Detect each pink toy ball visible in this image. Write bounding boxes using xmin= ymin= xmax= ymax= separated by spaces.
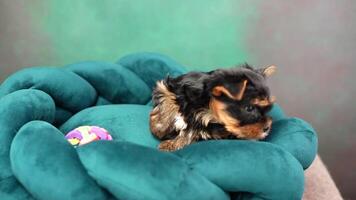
xmin=65 ymin=126 xmax=113 ymax=147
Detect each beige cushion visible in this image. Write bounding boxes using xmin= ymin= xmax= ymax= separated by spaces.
xmin=303 ymin=155 xmax=343 ymax=200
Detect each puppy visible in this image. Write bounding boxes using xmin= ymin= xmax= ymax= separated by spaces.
xmin=150 ymin=64 xmax=276 ymax=151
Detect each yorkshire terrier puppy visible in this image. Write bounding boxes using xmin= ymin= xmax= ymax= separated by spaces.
xmin=150 ymin=64 xmax=276 ymax=151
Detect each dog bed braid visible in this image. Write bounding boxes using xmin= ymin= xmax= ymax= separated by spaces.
xmin=0 ymin=52 xmax=317 ymax=200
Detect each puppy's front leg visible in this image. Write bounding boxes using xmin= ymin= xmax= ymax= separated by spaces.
xmin=158 ymin=132 xmax=196 ymax=152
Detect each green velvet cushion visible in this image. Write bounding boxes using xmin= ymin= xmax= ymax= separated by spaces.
xmin=0 ymin=52 xmax=317 ymax=200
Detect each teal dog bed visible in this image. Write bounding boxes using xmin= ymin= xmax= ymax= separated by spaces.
xmin=0 ymin=53 xmax=317 ymax=200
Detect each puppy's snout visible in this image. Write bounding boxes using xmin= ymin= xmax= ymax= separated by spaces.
xmin=263 ymin=126 xmax=270 ymax=133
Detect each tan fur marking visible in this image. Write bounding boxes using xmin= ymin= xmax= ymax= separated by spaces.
xmin=252 ymin=98 xmax=270 ymax=107
xmin=212 ymin=86 xmax=235 ymax=99
xmin=236 ymin=123 xmax=266 ymax=139
xmin=235 ymin=80 xmax=248 ymax=100
xmin=263 ymin=65 xmax=277 ymax=77
xmin=212 ymin=80 xmax=248 ymax=101
xmin=236 ymin=117 xmax=272 ymax=139
xmin=252 ymin=96 xmax=276 ymax=107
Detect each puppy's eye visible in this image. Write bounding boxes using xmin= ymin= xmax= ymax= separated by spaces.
xmin=244 ymin=105 xmax=255 ymax=112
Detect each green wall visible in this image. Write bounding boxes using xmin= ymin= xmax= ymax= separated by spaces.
xmin=27 ymin=0 xmax=258 ymax=69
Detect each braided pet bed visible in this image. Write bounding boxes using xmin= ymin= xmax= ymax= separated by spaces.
xmin=0 ymin=52 xmax=317 ymax=200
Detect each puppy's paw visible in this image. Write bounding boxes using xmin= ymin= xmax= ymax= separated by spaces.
xmin=158 ymin=140 xmax=179 ymax=152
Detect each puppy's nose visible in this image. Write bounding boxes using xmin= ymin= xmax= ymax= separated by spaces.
xmin=263 ymin=126 xmax=270 ymax=132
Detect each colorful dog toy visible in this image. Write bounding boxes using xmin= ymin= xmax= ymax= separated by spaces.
xmin=65 ymin=126 xmax=113 ymax=147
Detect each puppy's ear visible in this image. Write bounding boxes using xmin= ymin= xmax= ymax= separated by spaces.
xmin=235 ymin=79 xmax=248 ymax=100
xmin=212 ymin=80 xmax=248 ymax=101
xmin=260 ymin=65 xmax=277 ymax=77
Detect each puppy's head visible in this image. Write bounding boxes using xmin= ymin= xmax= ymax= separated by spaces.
xmin=208 ymin=64 xmax=276 ymax=140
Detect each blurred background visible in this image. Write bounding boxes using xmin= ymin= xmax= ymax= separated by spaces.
xmin=0 ymin=0 xmax=355 ymax=198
